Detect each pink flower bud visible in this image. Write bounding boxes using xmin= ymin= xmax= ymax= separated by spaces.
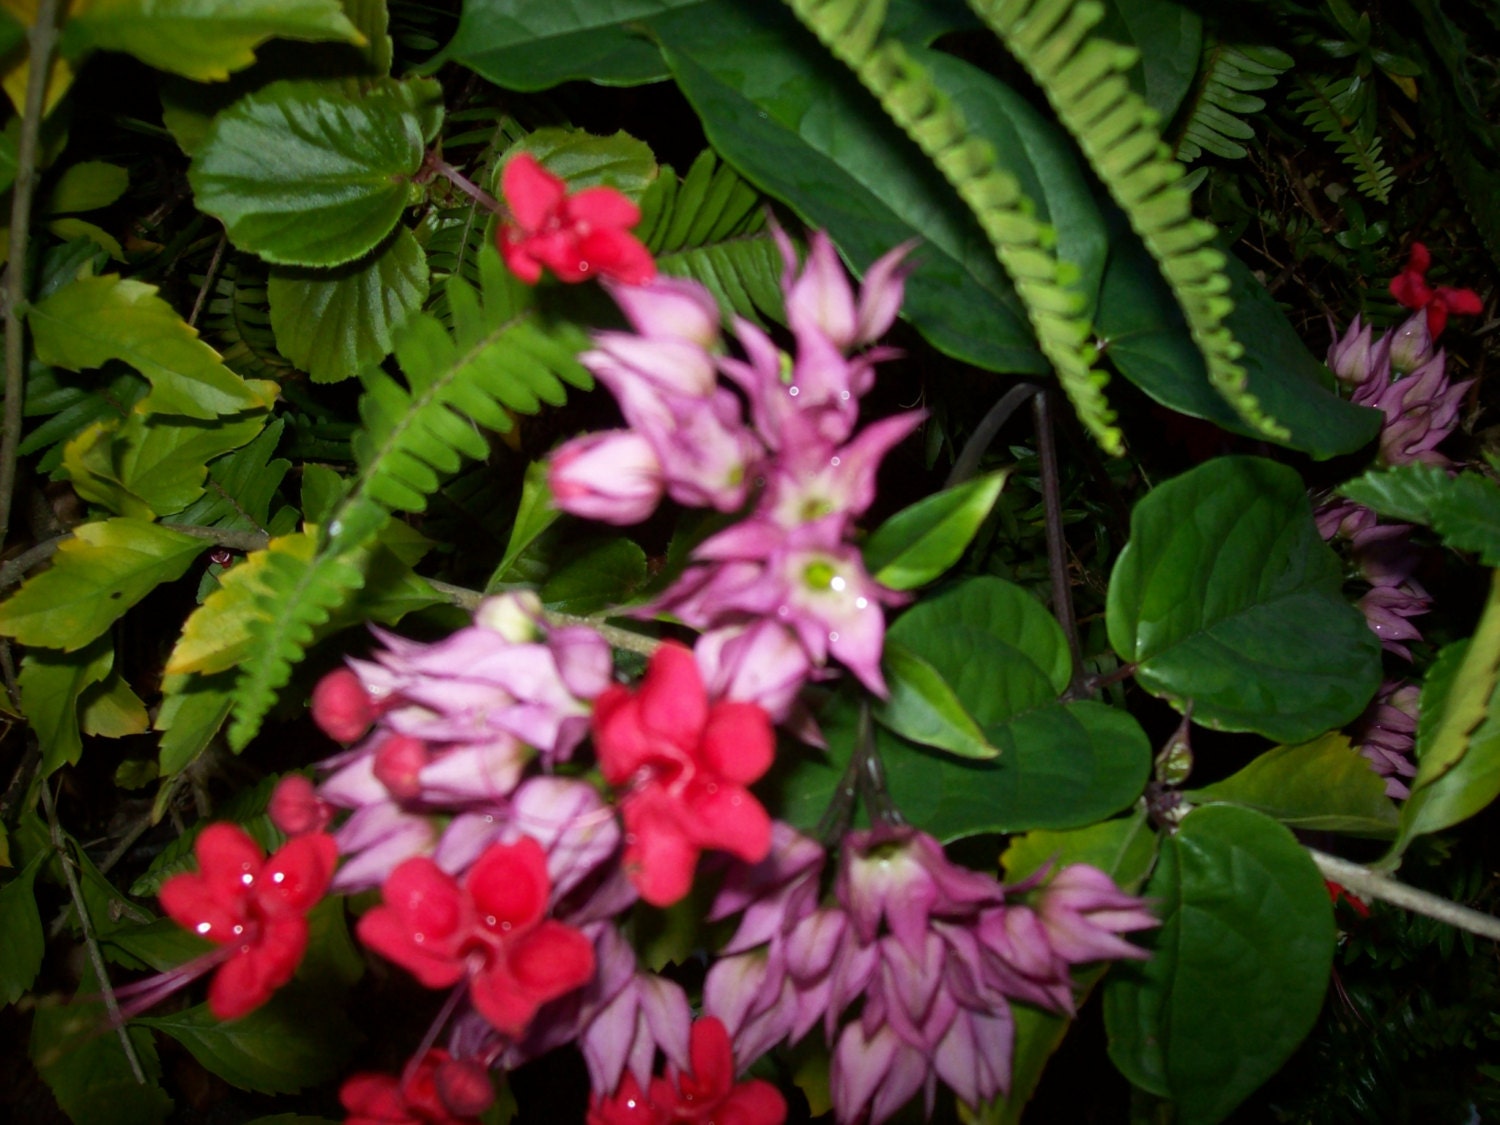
xmin=310 ymin=667 xmax=375 ymax=743
xmin=549 ymin=431 xmax=664 ymax=525
xmin=373 ymin=734 xmax=430 ymax=801
xmin=268 ymin=775 xmax=333 ymax=836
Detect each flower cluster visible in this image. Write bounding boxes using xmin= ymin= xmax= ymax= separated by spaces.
xmin=1321 ymin=243 xmax=1482 ymax=795
xmin=548 ymin=230 xmax=921 ymax=717
xmin=702 ymin=826 xmax=1155 ymax=1124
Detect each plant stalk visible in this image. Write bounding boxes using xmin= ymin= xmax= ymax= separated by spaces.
xmin=1308 ymin=847 xmax=1500 ymax=942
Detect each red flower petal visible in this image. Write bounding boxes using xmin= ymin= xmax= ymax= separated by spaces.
xmin=507 ymin=919 xmax=595 ymax=998
xmin=569 ymin=187 xmax=642 ymax=230
xmin=341 ymin=1073 xmax=413 ymax=1125
xmin=1438 ymin=285 xmax=1484 ymax=316
xmin=195 ymin=822 xmax=263 ymax=902
xmin=466 ymin=836 xmax=550 ymax=934
xmin=576 ymin=227 xmax=656 ymax=286
xmin=498 ymin=227 xmax=544 ymax=285
xmin=681 ymin=1016 xmax=735 ymax=1103
xmin=588 ymin=1072 xmax=666 ymax=1125
xmin=311 ymin=667 xmax=375 ymax=743
xmin=638 ymin=643 xmax=707 ymax=746
xmin=502 ymin=154 xmax=568 ymax=232
xmin=357 ymin=858 xmax=470 ymax=987
xmin=257 ymin=832 xmax=338 ymax=915
xmin=698 ymin=701 xmax=774 ymax=785
xmin=159 ymin=871 xmax=244 ymax=945
xmin=622 ymin=793 xmax=699 ymax=907
xmin=715 ymin=1080 xmax=788 ymax=1125
xmin=685 ymin=781 xmax=771 ymax=866
xmin=1390 ymin=269 xmax=1432 ymax=310
xmin=207 ymin=916 xmax=308 ymax=1020
xmin=1406 ymin=242 xmax=1431 ymax=274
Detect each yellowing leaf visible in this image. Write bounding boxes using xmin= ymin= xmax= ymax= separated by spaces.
xmin=66 ymin=0 xmax=364 ymax=83
xmin=166 ymin=531 xmax=316 ymax=676
xmin=1 ymin=0 xmax=73 ymax=116
xmin=45 ymin=160 xmax=129 ymax=213
xmin=0 ymin=519 xmax=203 ymax=650
xmin=81 ymin=671 xmax=149 ymax=737
xmin=29 ymin=274 xmax=277 ymax=418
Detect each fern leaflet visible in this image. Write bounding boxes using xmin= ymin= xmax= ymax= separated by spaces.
xmin=782 ymin=0 xmax=1124 ymax=455
xmin=968 ymin=0 xmax=1288 ymax=442
xmin=1175 ymin=40 xmax=1293 ymax=162
xmin=1291 ymin=72 xmax=1397 ymax=204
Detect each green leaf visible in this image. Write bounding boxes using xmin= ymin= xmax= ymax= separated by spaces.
xmin=1386 ymin=571 xmax=1500 ymax=861
xmin=1107 ymin=456 xmax=1382 ymax=742
xmin=488 ymin=458 xmax=561 ymax=590
xmin=63 ymin=411 xmax=268 ymax=519
xmin=1095 ymin=0 xmax=1204 ymax=122
xmin=780 ymin=578 xmax=1149 ymax=839
xmin=1098 ymin=238 xmax=1381 ymax=460
xmin=131 ymin=774 xmax=282 ymax=897
xmin=541 ymin=537 xmax=648 ymax=615
xmin=1104 ymin=806 xmax=1334 ymax=1124
xmin=268 ymin=226 xmax=429 ymax=383
xmin=1186 ymin=733 xmax=1400 ymax=837
xmin=0 ymin=853 xmax=47 ymax=1006
xmin=65 ymin=0 xmax=363 ymax=82
xmin=29 ymin=274 xmax=278 ymax=419
xmin=877 ymin=639 xmax=997 ymax=760
xmin=189 ymin=78 xmax=441 ymax=266
xmin=30 ymin=966 xmax=173 ymax=1125
xmin=45 ymin=160 xmax=130 ymax=214
xmin=155 ymin=671 xmax=236 ymax=776
xmin=437 ymin=0 xmax=703 ymax=90
xmin=1000 ymin=810 xmax=1157 ymax=888
xmin=0 ymin=519 xmax=203 ymax=650
xmin=1342 ymin=464 xmax=1500 ymax=564
xmin=137 ymin=991 xmax=359 ymax=1095
xmin=506 ymin=126 xmax=660 ymax=199
xmin=864 ymin=469 xmax=1009 ymax=590
xmin=171 ymin=417 xmax=292 ymax=532
xmin=19 ymin=637 xmax=114 ymax=775
xmin=80 ymin=671 xmax=150 ymax=737
xmin=654 ymin=0 xmax=1044 ymax=374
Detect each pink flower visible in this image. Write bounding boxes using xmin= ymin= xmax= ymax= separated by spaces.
xmin=356 ymin=837 xmax=596 ymax=1038
xmin=587 ymin=1017 xmax=786 ymax=1125
xmin=1035 ymin=865 xmax=1157 ymax=964
xmin=340 ymin=1049 xmax=490 ymax=1125
xmin=592 ymin=642 xmax=775 ymax=906
xmin=158 ymin=823 xmax=338 ymax=1020
xmin=498 ymin=153 xmax=654 ymax=286
xmin=1390 ymin=242 xmax=1484 ymax=338
xmin=550 ymin=431 xmax=665 ymax=525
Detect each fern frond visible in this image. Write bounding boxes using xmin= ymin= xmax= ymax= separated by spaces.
xmin=637 ymin=149 xmax=785 ymax=324
xmin=1291 ymin=73 xmax=1397 ymax=204
xmin=968 ymin=0 xmax=1288 ymax=442
xmin=220 ymin=243 xmax=592 ymax=749
xmin=200 ymin=259 xmax=298 ymax=383
xmin=782 ymin=0 xmax=1124 ymax=455
xmin=1175 ymin=40 xmax=1293 ymax=162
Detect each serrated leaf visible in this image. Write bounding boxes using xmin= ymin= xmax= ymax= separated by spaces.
xmin=1345 ymin=465 xmax=1500 ymax=565
xmin=0 ymin=852 xmax=46 ymax=1005
xmin=171 ymin=417 xmax=291 ymax=532
xmin=505 ymin=126 xmax=659 ymax=199
xmin=45 ymin=160 xmax=129 ymax=214
xmin=18 ymin=638 xmax=114 ymax=774
xmin=1339 ymin=460 xmax=1451 ymax=524
xmin=1186 ymin=733 xmax=1399 ymax=837
xmin=166 ymin=531 xmax=316 ymax=676
xmin=268 ymin=226 xmax=429 ymax=383
xmin=1104 ymin=806 xmax=1334 ymax=1124
xmin=138 ymin=992 xmax=359 ymax=1094
xmin=0 ymin=519 xmax=203 ymax=650
xmin=1107 ymin=456 xmax=1382 ymax=741
xmin=876 ymin=639 xmax=997 ymax=760
xmin=65 ymin=0 xmax=363 ymax=82
xmin=189 ymin=78 xmax=441 ymax=266
xmin=29 ymin=275 xmax=277 ymax=418
xmin=63 ymin=411 xmax=269 ymax=519
xmin=864 ymin=469 xmax=1009 ymax=590
xmin=30 ymin=966 xmax=173 ymax=1125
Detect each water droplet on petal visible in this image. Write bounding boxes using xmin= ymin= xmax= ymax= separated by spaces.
xmin=788 ymin=385 xmax=799 ymax=397
xmin=829 ymin=456 xmax=841 ymax=467
xmin=829 ymin=631 xmax=840 ymax=643
xmin=196 ymin=922 xmax=212 ymax=935
xmin=855 ymin=597 xmax=868 ymax=609
xmin=413 ymin=932 xmax=426 ymax=944
xmin=777 ymin=605 xmax=790 ymax=618
xmin=830 ymin=576 xmax=846 ymax=592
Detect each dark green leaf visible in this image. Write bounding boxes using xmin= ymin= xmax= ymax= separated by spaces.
xmin=1338 ymin=461 xmax=1450 ymax=524
xmin=506 ymin=126 xmax=659 ymax=199
xmin=1103 ymin=806 xmax=1335 ymax=1124
xmin=1346 ymin=464 xmax=1500 ymax=565
xmin=1000 ymin=811 xmax=1158 ymax=888
xmin=18 ymin=638 xmax=114 ymax=775
xmin=1096 ymin=0 xmax=1204 ymax=121
xmin=0 ymin=853 xmax=47 ymax=1006
xmin=171 ymin=418 xmax=292 ymax=532
xmin=138 ymin=991 xmax=359 ymax=1094
xmin=488 ymin=459 xmax=560 ymax=590
xmin=45 ymin=161 xmax=130 ymax=214
xmin=1107 ymin=456 xmax=1382 ymax=741
xmin=864 ymin=469 xmax=1010 ymax=591
xmin=876 ymin=640 xmax=997 ymax=760
xmin=269 ymin=226 xmax=429 ymax=383
xmin=654 ymin=0 xmax=1044 ymax=374
xmin=189 ymin=78 xmax=441 ymax=266
xmin=437 ymin=0 xmax=703 ymax=90
xmin=541 ymin=537 xmax=648 ymax=615
xmin=1186 ymin=733 xmax=1399 ymax=837
xmin=155 ymin=671 xmax=236 ymax=778
xmin=1098 ymin=238 xmax=1381 ymax=459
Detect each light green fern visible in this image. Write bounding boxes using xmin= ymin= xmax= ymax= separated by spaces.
xmin=223 ymin=243 xmax=592 ymax=749
xmin=968 ymin=0 xmax=1288 ymax=442
xmin=1176 ymin=40 xmax=1294 ymax=162
xmin=782 ymin=0 xmax=1124 ymax=455
xmin=1291 ymin=72 xmax=1397 ymax=204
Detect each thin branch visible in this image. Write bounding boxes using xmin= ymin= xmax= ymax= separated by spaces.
xmin=41 ymin=781 xmax=148 ymax=1084
xmin=1308 ymin=848 xmax=1500 ymax=943
xmin=0 ymin=0 xmax=64 ymax=549
xmin=423 ymin=578 xmax=662 ymax=657
xmin=944 ymin=380 xmax=1042 ymax=489
xmin=187 ymin=232 xmax=228 ymax=328
xmin=1034 ymin=388 xmax=1085 ymax=689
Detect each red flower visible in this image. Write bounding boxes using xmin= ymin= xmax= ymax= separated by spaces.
xmin=158 ymin=823 xmax=338 ymax=1020
xmin=355 ymin=836 xmax=595 ymax=1038
xmin=1324 ymin=879 xmax=1371 ymax=918
xmin=312 ymin=667 xmax=378 ymax=743
xmin=341 ymin=1049 xmax=491 ymax=1125
xmin=588 ymin=1017 xmax=786 ymax=1125
xmin=1389 ymin=242 xmax=1484 ymax=338
xmin=592 ymin=642 xmax=775 ymax=907
xmin=497 ymin=153 xmax=655 ymax=286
